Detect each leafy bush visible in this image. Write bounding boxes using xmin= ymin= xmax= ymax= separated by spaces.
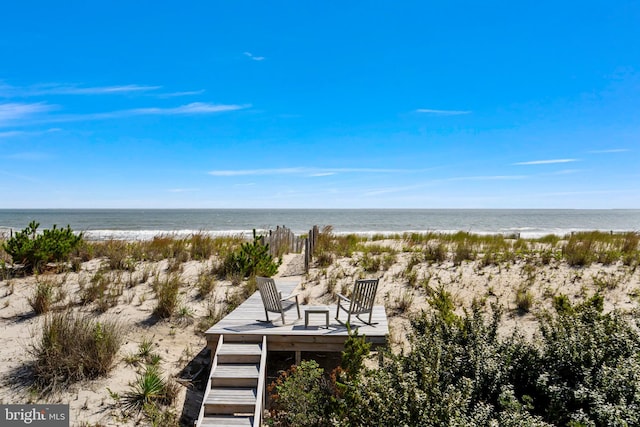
xmin=268 ymin=360 xmax=334 ymax=426
xmin=219 ymin=230 xmax=280 ymax=278
xmin=3 ymin=221 xmax=83 ymax=273
xmin=269 ymin=296 xmax=640 ymax=426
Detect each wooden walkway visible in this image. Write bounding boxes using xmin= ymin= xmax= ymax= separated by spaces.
xmin=205 ymin=281 xmax=389 ymax=360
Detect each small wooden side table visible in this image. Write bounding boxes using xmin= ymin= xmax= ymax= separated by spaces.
xmin=305 ymin=308 xmax=330 ymax=328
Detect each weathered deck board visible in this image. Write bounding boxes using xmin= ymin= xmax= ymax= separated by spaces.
xmin=205 ymin=281 xmax=389 ymax=354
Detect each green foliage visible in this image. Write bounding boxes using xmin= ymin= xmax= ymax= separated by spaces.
xmin=189 ymin=232 xmax=215 ymax=260
xmin=3 ymin=221 xmax=83 ymax=273
xmin=220 ymin=230 xmax=280 ymax=278
xmin=424 ymin=243 xmax=447 ymax=262
xmin=515 ymin=287 xmax=534 ymax=313
xmin=553 ymin=294 xmax=573 ymax=314
xmin=269 ymin=294 xmax=640 ymax=426
xmin=268 ymin=360 xmax=334 ymax=426
xmin=453 ymin=241 xmax=475 ymax=265
xmin=28 ymin=279 xmax=55 ymax=314
xmin=31 ymin=311 xmax=123 ymax=393
xmin=358 ymin=253 xmax=380 ymax=273
xmin=121 ymin=365 xmax=178 ymax=412
xmin=339 ymin=328 xmax=371 ymax=382
xmin=428 ymin=286 xmax=460 ymax=326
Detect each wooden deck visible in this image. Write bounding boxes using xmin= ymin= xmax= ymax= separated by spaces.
xmin=205 ymin=281 xmax=389 ymax=358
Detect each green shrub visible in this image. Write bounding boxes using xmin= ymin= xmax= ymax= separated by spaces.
xmin=269 ymin=291 xmax=640 ymax=426
xmin=3 ymin=221 xmax=83 ymax=273
xmin=268 ymin=360 xmax=333 ymax=426
xmin=552 ymin=294 xmax=573 ymax=314
xmin=31 ymin=311 xmax=123 ymax=393
xmin=219 ymin=230 xmax=280 ymax=278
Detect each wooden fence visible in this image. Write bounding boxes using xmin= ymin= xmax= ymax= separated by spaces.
xmin=259 ymin=225 xmax=319 ymax=273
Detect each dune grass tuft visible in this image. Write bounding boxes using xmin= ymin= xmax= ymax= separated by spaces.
xmin=31 ymin=310 xmax=123 ymax=393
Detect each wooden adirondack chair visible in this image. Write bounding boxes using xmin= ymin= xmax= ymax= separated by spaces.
xmin=336 ymin=279 xmax=379 ymax=325
xmin=256 ymin=276 xmax=301 ymax=324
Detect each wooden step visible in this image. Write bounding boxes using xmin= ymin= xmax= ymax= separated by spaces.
xmin=199 ymin=415 xmax=253 ymax=426
xmin=204 ymin=387 xmax=257 ymax=415
xmin=211 ymin=364 xmax=260 ymax=387
xmin=217 ymin=343 xmax=262 ymax=364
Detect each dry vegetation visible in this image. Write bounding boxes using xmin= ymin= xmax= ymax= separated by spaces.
xmin=0 ymin=228 xmax=639 ymax=425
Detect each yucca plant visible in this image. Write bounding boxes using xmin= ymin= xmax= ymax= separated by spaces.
xmin=122 ymin=365 xmax=177 ymax=412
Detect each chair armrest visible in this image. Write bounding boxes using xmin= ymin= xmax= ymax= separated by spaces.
xmin=281 ymin=292 xmax=299 ymax=301
xmin=336 ymin=293 xmax=350 ymax=302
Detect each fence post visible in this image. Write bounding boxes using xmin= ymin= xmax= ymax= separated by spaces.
xmin=304 ymin=237 xmax=310 ymax=273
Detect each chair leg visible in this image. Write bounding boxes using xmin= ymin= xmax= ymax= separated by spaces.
xmin=281 ymin=312 xmax=286 ymax=324
xmin=295 ymin=295 xmax=301 ymax=319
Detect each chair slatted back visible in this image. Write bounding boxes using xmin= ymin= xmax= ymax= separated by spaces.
xmin=257 ymin=277 xmax=282 ymax=313
xmin=350 ymin=279 xmax=378 ymax=314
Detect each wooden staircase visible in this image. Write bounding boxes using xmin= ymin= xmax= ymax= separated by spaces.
xmin=195 ymin=335 xmax=267 ymax=427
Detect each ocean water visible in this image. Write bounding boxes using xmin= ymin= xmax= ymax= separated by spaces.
xmin=0 ymin=209 xmax=638 ymax=241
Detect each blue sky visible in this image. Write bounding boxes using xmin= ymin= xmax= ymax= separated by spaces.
xmin=1 ymin=1 xmax=639 ymax=209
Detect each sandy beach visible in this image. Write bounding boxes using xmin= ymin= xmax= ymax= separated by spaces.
xmin=1 ymin=234 xmax=639 ymax=426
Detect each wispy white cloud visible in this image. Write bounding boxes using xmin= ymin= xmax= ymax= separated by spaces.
xmin=513 ymin=159 xmax=578 ymax=165
xmin=0 ymin=82 xmax=162 ymax=97
xmin=37 ymin=84 xmax=161 ymax=95
xmin=446 ymin=175 xmax=527 ymax=181
xmin=588 ymin=148 xmax=630 ymax=154
xmin=31 ymin=102 xmax=250 ymax=124
xmin=1 ymin=102 xmax=247 ymax=127
xmin=4 ymin=151 xmax=50 ymax=161
xmin=244 ymin=52 xmax=265 ymax=61
xmin=209 ymin=167 xmax=306 ymax=176
xmin=0 ymin=128 xmax=61 ymax=138
xmin=310 ymin=172 xmax=336 ymax=177
xmin=157 ymin=90 xmax=206 ymax=98
xmin=208 ymin=167 xmax=426 ymax=177
xmin=0 ymin=102 xmax=57 ymax=127
xmin=416 ymin=108 xmax=471 ymax=116
xmin=545 ymin=169 xmax=583 ymax=176
xmin=364 ymin=175 xmax=527 ymax=196
xmin=167 ymin=188 xmax=199 ymax=193
xmin=134 ymin=102 xmax=248 ymax=115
